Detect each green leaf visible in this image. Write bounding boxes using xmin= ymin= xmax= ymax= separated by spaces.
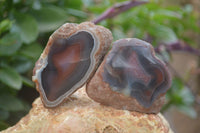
xmin=22 ymin=76 xmax=34 ymax=88
xmin=151 ymin=9 xmax=182 ymax=22
xmin=64 ymin=0 xmax=83 ymax=9
xmin=112 ymin=27 xmax=126 ymax=41
xmin=87 ymin=5 xmax=107 ymax=13
xmin=177 ymin=105 xmax=197 ymax=119
xmin=171 ymin=77 xmax=184 ymax=90
xmin=0 ymin=94 xmax=24 ymax=111
xmin=156 ymin=50 xmax=171 ymax=62
xmin=0 ymin=109 xmax=9 ymax=121
xmin=32 ymin=0 xmax=41 ymax=10
xmin=0 ymin=19 xmax=12 ymax=34
xmin=11 ymin=56 xmax=33 ymax=74
xmin=183 ymin=4 xmax=193 ymax=14
xmin=149 ymin=24 xmax=178 ymax=44
xmin=0 ymin=33 xmax=22 ymax=56
xmin=12 ymin=12 xmax=38 ymax=44
xmin=19 ymin=42 xmax=43 ymax=61
xmin=0 ymin=121 xmax=9 ymax=131
xmin=66 ymin=8 xmax=87 ymax=18
xmin=82 ymin=0 xmax=94 ymax=7
xmin=0 ymin=67 xmax=22 ymax=90
xmin=167 ymin=77 xmax=195 ymax=110
xmin=31 ymin=5 xmax=68 ymax=32
xmin=180 ymin=87 xmax=194 ymax=105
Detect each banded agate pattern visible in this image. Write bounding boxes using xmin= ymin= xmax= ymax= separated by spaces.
xmin=103 ymin=38 xmax=171 ymax=108
xmin=33 ymin=22 xmax=113 ymax=107
xmin=42 ymin=31 xmax=94 ymax=102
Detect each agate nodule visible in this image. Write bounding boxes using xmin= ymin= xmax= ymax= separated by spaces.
xmin=33 ymin=22 xmax=113 ymax=107
xmin=86 ymin=38 xmax=171 ymax=113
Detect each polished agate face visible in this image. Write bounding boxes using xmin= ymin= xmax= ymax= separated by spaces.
xmin=33 ymin=22 xmax=113 ymax=108
xmin=41 ymin=31 xmax=94 ymax=101
xmin=103 ymin=38 xmax=171 ymax=108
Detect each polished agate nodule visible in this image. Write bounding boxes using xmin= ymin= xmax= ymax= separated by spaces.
xmin=86 ymin=38 xmax=171 ymax=113
xmin=32 ymin=22 xmax=112 ymax=107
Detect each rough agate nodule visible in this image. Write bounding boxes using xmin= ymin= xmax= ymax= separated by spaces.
xmin=86 ymin=38 xmax=171 ymax=113
xmin=32 ymin=22 xmax=113 ymax=107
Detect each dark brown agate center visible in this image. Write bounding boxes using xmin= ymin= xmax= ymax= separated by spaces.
xmin=103 ymin=39 xmax=171 ymax=108
xmin=41 ymin=31 xmax=94 ymax=101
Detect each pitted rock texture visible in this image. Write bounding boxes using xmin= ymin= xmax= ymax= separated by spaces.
xmin=2 ymin=87 xmax=173 ymax=133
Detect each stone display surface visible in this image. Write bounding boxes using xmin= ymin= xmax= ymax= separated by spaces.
xmin=2 ymin=87 xmax=173 ymax=133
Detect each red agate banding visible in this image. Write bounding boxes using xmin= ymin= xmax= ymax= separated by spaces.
xmin=32 ymin=22 xmax=113 ymax=107
xmin=86 ymin=38 xmax=171 ymax=113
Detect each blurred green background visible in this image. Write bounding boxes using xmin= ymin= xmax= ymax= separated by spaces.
xmin=0 ymin=0 xmax=199 ymax=131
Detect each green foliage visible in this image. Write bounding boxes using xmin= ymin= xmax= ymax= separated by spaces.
xmin=0 ymin=0 xmax=88 ymax=130
xmin=89 ymin=1 xmax=199 ymax=45
xmin=31 ymin=5 xmax=68 ymax=32
xmin=0 ymin=20 xmax=12 ymax=35
xmin=12 ymin=12 xmax=38 ymax=43
xmin=0 ymin=67 xmax=22 ymax=90
xmin=163 ymin=78 xmax=197 ymax=118
xmin=0 ymin=94 xmax=24 ymax=111
xmin=0 ymin=33 xmax=22 ymax=56
xmin=0 ymin=0 xmax=199 ymax=130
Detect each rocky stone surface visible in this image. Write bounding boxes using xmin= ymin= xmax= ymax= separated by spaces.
xmin=87 ymin=38 xmax=171 ymax=114
xmin=2 ymin=87 xmax=173 ymax=133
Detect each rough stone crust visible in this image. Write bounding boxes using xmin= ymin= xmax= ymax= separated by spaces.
xmin=32 ymin=22 xmax=113 ymax=108
xmin=2 ymin=87 xmax=173 ymax=133
xmin=86 ymin=55 xmax=166 ymax=114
